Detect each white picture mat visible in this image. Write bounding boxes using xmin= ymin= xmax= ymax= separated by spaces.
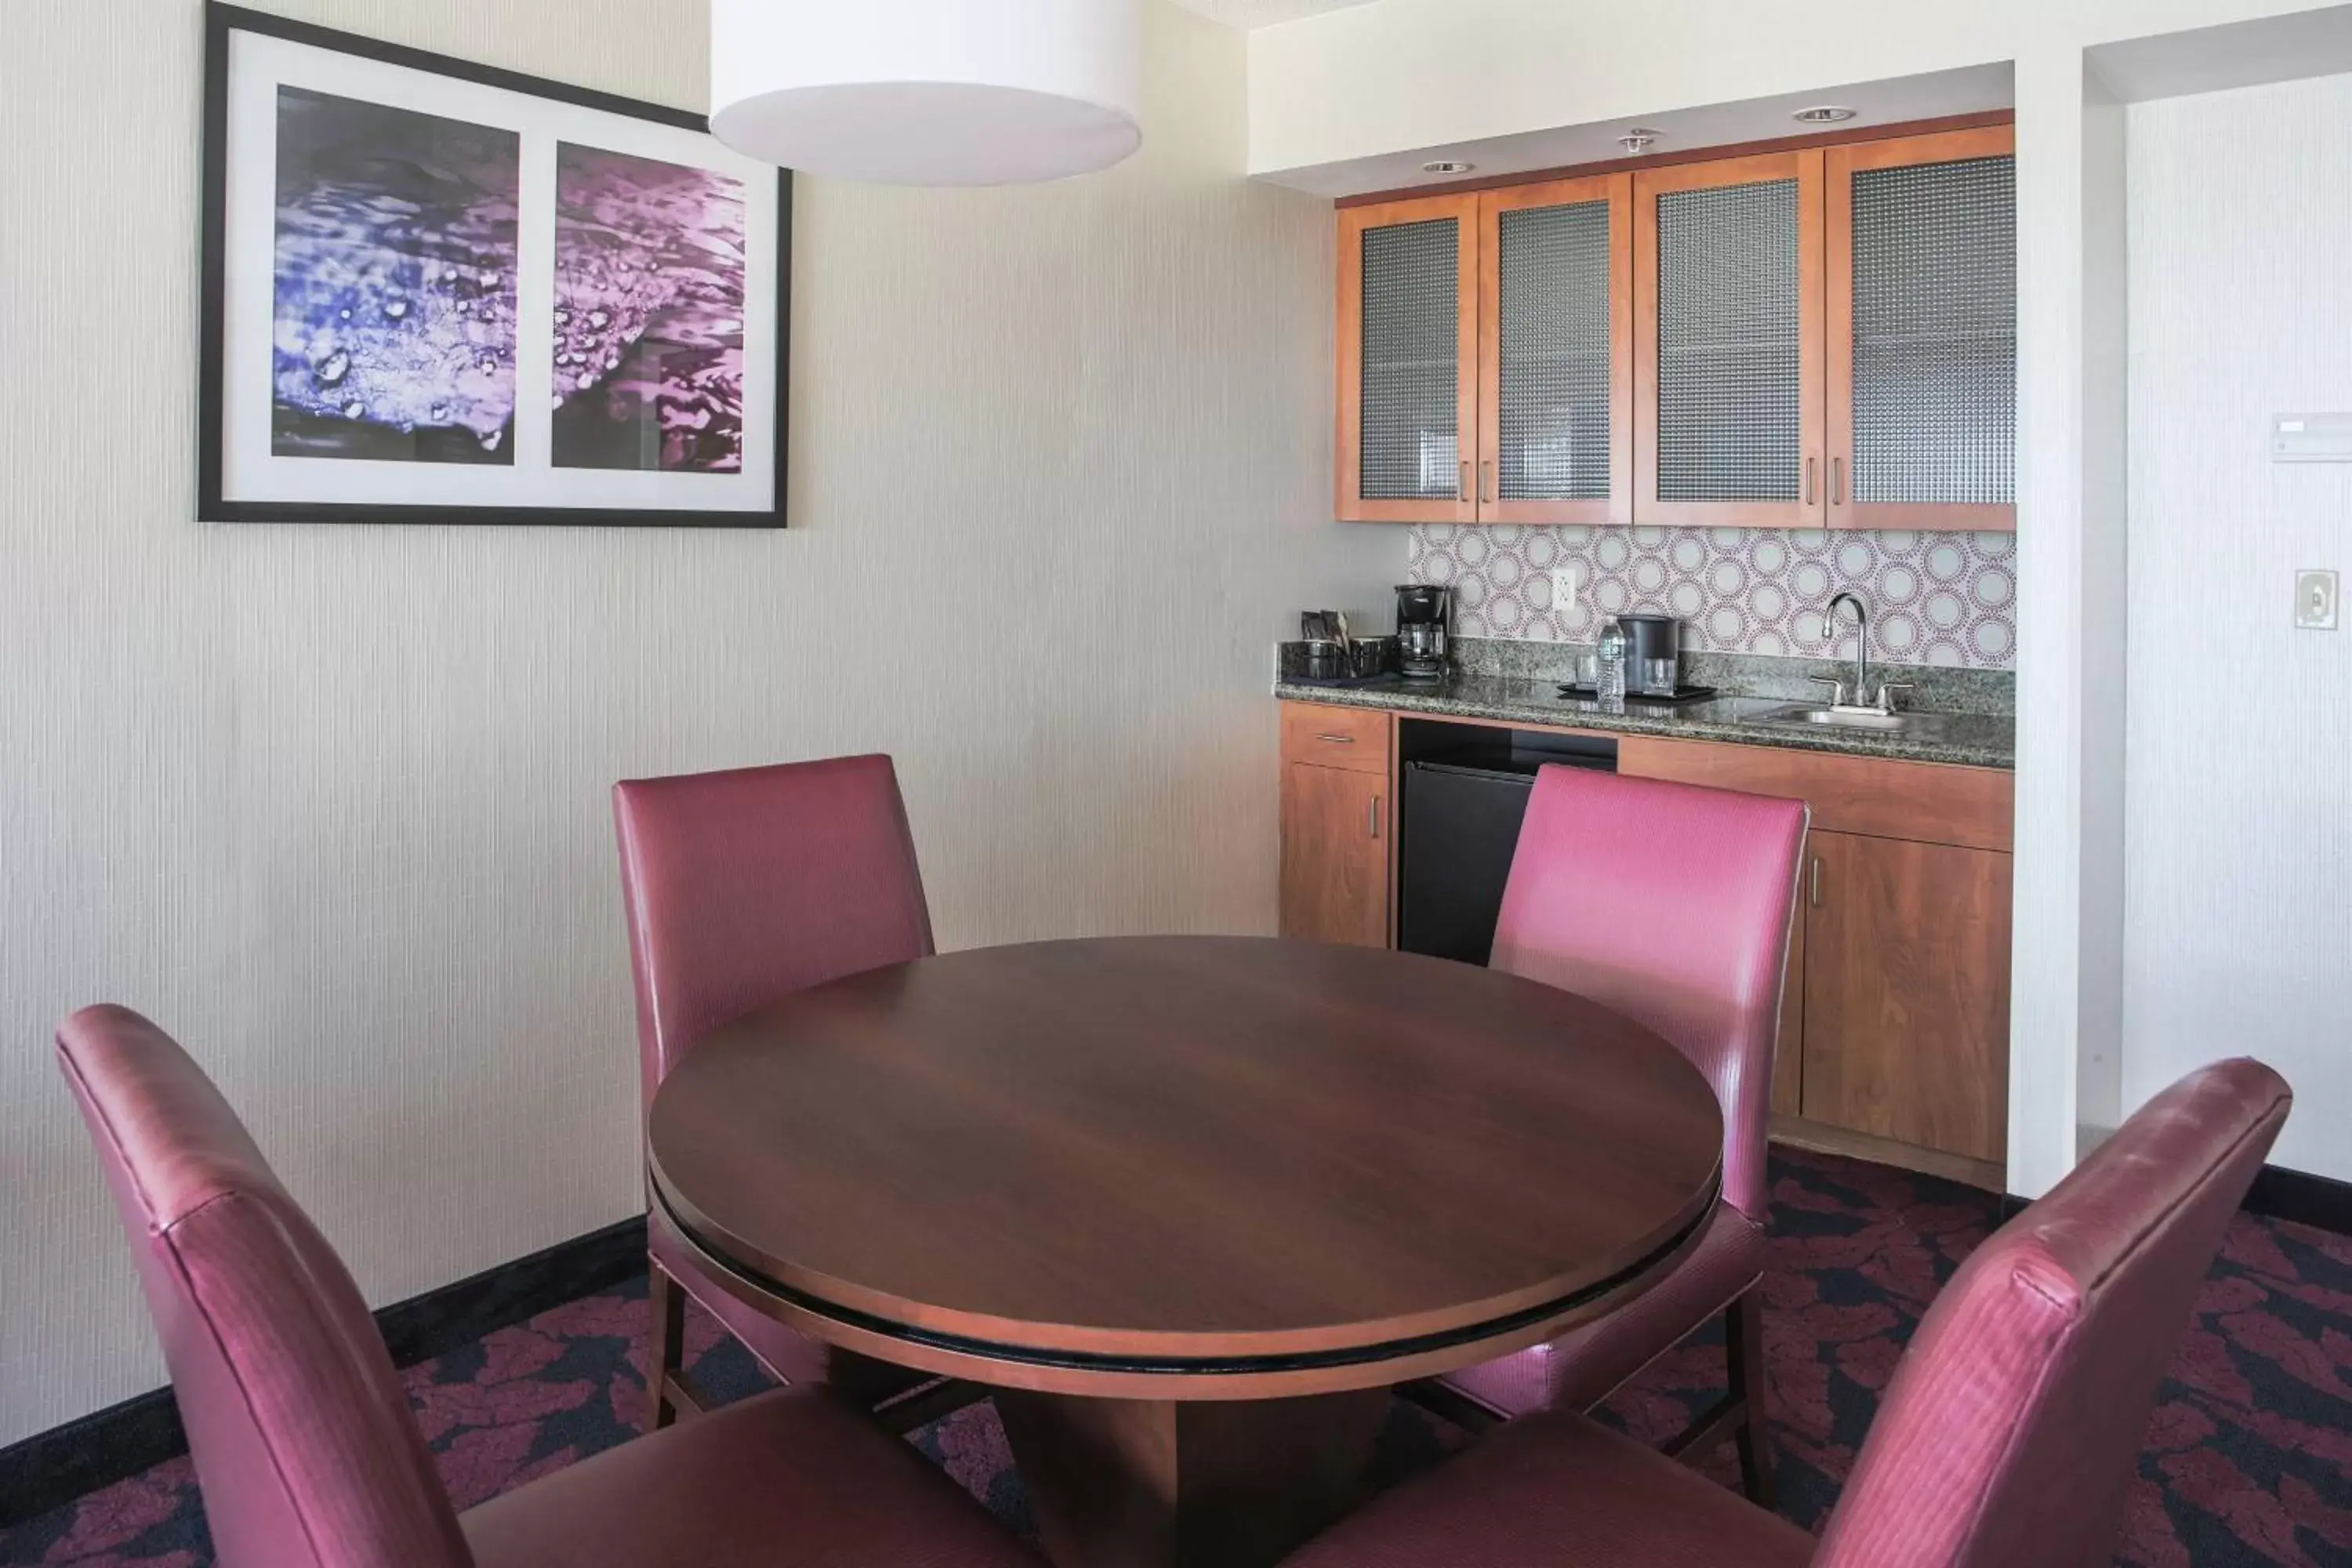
xmin=221 ymin=28 xmax=780 ymax=513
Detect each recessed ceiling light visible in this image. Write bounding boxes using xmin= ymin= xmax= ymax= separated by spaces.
xmin=1422 ymin=160 xmax=1474 ymax=176
xmin=1792 ymin=105 xmax=1859 ymax=125
xmin=1618 ymin=129 xmax=1663 ymax=154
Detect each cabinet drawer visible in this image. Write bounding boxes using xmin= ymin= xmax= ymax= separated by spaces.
xmin=1617 ymin=736 xmax=2011 ymax=852
xmin=1281 ymin=703 xmax=1392 ymax=775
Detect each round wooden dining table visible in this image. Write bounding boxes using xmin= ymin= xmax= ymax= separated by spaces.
xmin=647 ymin=935 xmax=1723 ymax=1568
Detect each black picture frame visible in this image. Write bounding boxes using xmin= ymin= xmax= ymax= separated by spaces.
xmin=198 ymin=2 xmax=790 ymax=528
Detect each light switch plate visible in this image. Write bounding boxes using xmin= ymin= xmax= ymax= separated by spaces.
xmin=2296 ymin=569 xmax=2339 ymax=630
xmin=1550 ymin=565 xmax=1581 ymax=612
xmin=2274 ymin=416 xmax=2352 ymax=462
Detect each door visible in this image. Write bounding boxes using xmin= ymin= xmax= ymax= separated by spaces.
xmin=1827 ymin=127 xmax=2016 ymax=532
xmin=1338 ymin=195 xmax=1480 ymax=523
xmin=1801 ymin=830 xmax=2013 ymax=1161
xmin=1634 ymin=151 xmax=1827 ymax=528
xmin=1477 ymin=176 xmax=1634 ymax=526
xmin=1279 ymin=764 xmax=1391 ymax=948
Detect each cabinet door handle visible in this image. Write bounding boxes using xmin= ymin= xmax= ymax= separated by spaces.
xmin=1831 ymin=456 xmax=1846 ymax=507
xmin=1481 ymin=460 xmax=1496 ymax=504
xmin=1809 ymin=858 xmax=1823 ymax=908
xmin=1314 ymin=733 xmax=1356 ymax=745
xmin=1459 ymin=461 xmax=1472 ymax=503
xmin=1368 ymin=797 xmax=1382 ymax=840
xmin=1805 ymin=456 xmax=1819 ymax=507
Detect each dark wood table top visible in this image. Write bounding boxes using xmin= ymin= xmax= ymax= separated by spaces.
xmin=648 ymin=935 xmax=1722 ymax=1397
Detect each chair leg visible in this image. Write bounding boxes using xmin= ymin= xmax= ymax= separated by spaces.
xmin=1726 ymin=1288 xmax=1776 ymax=1510
xmin=646 ymin=1261 xmax=688 ymax=1432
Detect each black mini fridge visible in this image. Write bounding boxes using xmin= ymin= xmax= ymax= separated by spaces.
xmin=1398 ymin=730 xmax=1617 ymax=966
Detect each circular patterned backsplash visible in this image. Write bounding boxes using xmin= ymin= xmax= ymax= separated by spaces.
xmin=1408 ymin=524 xmax=2018 ymax=669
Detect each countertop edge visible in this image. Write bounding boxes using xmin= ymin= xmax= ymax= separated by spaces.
xmin=1273 ymin=680 xmax=2016 ymax=772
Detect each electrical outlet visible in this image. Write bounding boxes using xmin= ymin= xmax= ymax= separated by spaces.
xmin=1550 ymin=565 xmax=1581 ymax=611
xmin=2296 ymin=569 xmax=2339 ymax=631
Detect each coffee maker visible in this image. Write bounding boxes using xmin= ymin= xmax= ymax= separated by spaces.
xmin=1396 ymin=586 xmax=1451 ymax=681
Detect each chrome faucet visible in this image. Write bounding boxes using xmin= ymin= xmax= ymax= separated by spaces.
xmin=1817 ymin=593 xmax=1910 ymax=715
xmin=1827 ymin=593 xmax=1871 ymax=707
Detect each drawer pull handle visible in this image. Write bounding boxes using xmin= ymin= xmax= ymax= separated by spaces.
xmin=1314 ymin=733 xmax=1356 ymax=745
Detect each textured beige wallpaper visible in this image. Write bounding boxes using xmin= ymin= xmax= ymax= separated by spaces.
xmin=0 ymin=0 xmax=1396 ymax=1442
xmin=2123 ymin=74 xmax=2352 ymax=1185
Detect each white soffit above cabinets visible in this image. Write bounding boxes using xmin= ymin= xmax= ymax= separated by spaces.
xmin=1260 ymin=60 xmax=2016 ymax=198
xmin=1165 ymin=0 xmax=1379 ymax=27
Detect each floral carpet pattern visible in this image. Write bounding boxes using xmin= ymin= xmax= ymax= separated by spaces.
xmin=5 ymin=1147 xmax=2350 ymax=1566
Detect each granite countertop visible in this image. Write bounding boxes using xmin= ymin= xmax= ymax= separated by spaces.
xmin=1273 ymin=672 xmax=2016 ymax=770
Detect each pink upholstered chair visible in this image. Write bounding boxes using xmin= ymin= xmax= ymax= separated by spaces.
xmin=1283 ymin=1058 xmax=2292 ymax=1568
xmin=612 ymin=755 xmax=939 ymax=1429
xmin=55 ymin=1005 xmax=1040 ymax=1568
xmin=1426 ymin=765 xmax=1809 ymax=1504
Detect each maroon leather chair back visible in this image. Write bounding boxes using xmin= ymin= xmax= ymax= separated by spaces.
xmin=1817 ymin=1058 xmax=2292 ymax=1568
xmin=56 ymin=1007 xmax=473 ymax=1568
xmin=1491 ymin=767 xmax=1807 ymax=1220
xmin=612 ymin=756 xmax=935 ymax=1107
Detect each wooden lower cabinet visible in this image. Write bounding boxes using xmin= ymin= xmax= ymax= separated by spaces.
xmin=1272 ymin=712 xmax=2016 ymax=1188
xmin=1770 ymin=906 xmax=1806 ymax=1119
xmin=1800 ymin=830 xmax=2014 ymax=1164
xmin=1619 ymin=735 xmax=2013 ymax=1185
xmin=1279 ymin=763 xmax=1390 ymax=949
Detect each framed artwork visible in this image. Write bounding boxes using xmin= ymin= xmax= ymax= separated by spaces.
xmin=199 ymin=2 xmax=789 ymax=528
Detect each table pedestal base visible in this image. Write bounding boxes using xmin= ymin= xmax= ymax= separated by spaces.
xmin=993 ymin=1387 xmax=1391 ymax=1568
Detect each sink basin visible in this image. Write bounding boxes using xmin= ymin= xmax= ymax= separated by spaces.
xmin=1745 ymin=702 xmax=1960 ymax=738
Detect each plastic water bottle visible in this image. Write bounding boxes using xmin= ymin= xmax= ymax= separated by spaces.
xmin=1596 ymin=618 xmax=1628 ymax=705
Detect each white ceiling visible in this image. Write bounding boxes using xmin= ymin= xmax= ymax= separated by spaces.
xmin=1165 ymin=0 xmax=1378 ymax=29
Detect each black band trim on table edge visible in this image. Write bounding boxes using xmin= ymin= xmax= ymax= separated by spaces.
xmin=654 ymin=1180 xmax=1719 ymax=1378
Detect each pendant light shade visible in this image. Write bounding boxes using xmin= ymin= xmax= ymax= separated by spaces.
xmin=710 ymin=0 xmax=1144 ymax=187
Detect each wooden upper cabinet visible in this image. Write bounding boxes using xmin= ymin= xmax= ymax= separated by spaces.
xmin=1476 ymin=176 xmax=1635 ymax=526
xmin=1337 ymin=196 xmax=1481 ymax=523
xmin=1827 ymin=126 xmax=2017 ymax=532
xmin=1337 ymin=120 xmax=2015 ymax=534
xmin=1635 ymin=151 xmax=1828 ymax=529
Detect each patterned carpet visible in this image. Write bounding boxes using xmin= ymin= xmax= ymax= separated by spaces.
xmin=6 ymin=1145 xmax=2350 ymax=1566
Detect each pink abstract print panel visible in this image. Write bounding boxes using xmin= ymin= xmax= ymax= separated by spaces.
xmin=550 ymin=145 xmax=747 ymax=474
xmin=1410 ymin=525 xmax=2018 ymax=670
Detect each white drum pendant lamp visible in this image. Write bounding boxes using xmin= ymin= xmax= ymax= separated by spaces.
xmin=710 ymin=0 xmax=1144 ymax=186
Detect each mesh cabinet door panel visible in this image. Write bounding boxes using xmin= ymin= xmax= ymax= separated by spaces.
xmin=1653 ymin=178 xmax=1804 ymax=505
xmin=1360 ymin=216 xmax=1465 ymax=502
xmin=1496 ymin=199 xmax=1614 ymax=503
xmin=1849 ymin=154 xmax=2016 ymax=508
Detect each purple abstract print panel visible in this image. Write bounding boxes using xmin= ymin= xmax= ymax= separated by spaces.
xmin=550 ymin=145 xmax=747 ymax=474
xmin=270 ymin=88 xmax=521 ymax=463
